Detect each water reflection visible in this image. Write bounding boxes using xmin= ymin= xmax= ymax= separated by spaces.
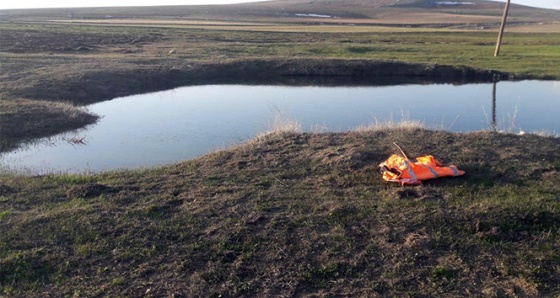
xmin=492 ymin=81 xmax=497 ymax=131
xmin=0 ymin=80 xmax=558 ymax=174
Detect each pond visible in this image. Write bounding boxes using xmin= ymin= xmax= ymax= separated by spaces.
xmin=1 ymin=80 xmax=558 ymax=174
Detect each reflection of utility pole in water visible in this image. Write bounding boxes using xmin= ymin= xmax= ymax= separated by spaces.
xmin=491 ymin=81 xmax=497 ymax=131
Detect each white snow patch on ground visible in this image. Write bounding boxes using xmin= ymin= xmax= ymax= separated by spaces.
xmin=295 ymin=13 xmax=335 ymax=18
xmin=435 ymin=2 xmax=475 ymax=5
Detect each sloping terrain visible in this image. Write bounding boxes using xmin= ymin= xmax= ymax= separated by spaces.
xmin=2 ymin=0 xmax=559 ymax=27
xmin=2 ymin=128 xmax=560 ymax=296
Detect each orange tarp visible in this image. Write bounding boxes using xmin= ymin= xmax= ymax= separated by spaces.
xmin=379 ymin=154 xmax=465 ymax=185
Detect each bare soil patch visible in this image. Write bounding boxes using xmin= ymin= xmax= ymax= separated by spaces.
xmin=0 ymin=27 xmax=162 ymax=54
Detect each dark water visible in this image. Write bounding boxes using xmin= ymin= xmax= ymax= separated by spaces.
xmin=1 ymin=80 xmax=558 ymax=174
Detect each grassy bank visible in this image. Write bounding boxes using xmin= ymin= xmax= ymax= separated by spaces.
xmin=0 ymin=100 xmax=98 ymax=153
xmin=1 ymin=127 xmax=559 ymax=296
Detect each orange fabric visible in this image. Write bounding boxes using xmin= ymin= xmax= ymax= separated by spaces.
xmin=379 ymin=154 xmax=465 ymax=185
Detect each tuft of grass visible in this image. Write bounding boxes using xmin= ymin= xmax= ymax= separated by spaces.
xmin=353 ymin=117 xmax=426 ymax=132
xmin=47 ymin=101 xmax=91 ymax=119
xmin=430 ymin=265 xmax=455 ymax=280
xmin=0 ymin=211 xmax=10 ymax=220
xmin=527 ymin=130 xmax=559 ymax=138
xmin=256 ymin=106 xmax=302 ymax=139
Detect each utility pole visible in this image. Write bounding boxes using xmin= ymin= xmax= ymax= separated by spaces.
xmin=495 ymin=0 xmax=512 ymax=56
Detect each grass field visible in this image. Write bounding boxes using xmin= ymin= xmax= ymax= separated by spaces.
xmin=1 ymin=127 xmax=559 ymax=296
xmin=1 ymin=2 xmax=560 ymax=295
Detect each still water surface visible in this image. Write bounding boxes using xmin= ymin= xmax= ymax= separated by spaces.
xmin=1 ymin=80 xmax=558 ymax=174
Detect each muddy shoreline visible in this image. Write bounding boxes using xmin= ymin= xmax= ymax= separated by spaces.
xmin=17 ymin=59 xmax=522 ymax=105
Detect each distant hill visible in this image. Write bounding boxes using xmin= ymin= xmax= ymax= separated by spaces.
xmin=233 ymin=0 xmax=560 ymax=24
xmin=2 ymin=0 xmax=559 ymax=27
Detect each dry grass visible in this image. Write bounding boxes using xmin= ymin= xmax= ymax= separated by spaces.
xmin=506 ymin=22 xmax=560 ymax=33
xmin=46 ymin=101 xmax=91 ymax=119
xmin=0 ymin=99 xmax=98 ymax=152
xmin=526 ymin=130 xmax=560 ymax=138
xmin=255 ymin=106 xmax=302 ymax=140
xmin=353 ymin=118 xmax=427 ymax=132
